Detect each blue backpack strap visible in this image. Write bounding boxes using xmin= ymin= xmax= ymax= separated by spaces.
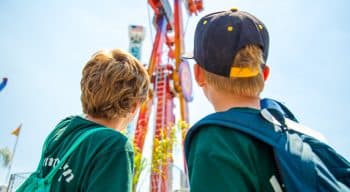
xmin=304 ymin=136 xmax=350 ymax=187
xmin=260 ymin=98 xmax=298 ymax=122
xmin=185 ymin=109 xmax=282 ymax=156
xmin=261 ymin=98 xmax=350 ymax=188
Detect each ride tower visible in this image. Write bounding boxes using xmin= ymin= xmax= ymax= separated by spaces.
xmin=132 ymin=1 xmax=203 ymax=191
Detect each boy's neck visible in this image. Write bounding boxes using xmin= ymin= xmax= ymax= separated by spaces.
xmin=207 ymin=88 xmax=261 ymax=112
xmin=85 ymin=115 xmax=127 ymax=132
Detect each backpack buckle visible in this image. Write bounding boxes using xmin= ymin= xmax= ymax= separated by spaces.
xmin=261 ymin=109 xmax=288 ymax=132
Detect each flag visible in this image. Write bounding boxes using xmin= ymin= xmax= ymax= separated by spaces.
xmin=11 ymin=124 xmax=22 ymax=136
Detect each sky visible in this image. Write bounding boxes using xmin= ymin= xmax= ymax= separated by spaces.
xmin=1 ymin=0 xmax=350 ymax=187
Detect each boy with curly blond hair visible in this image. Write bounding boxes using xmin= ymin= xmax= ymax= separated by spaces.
xmin=30 ymin=49 xmax=149 ymax=191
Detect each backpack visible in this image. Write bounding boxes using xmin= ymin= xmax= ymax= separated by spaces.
xmin=185 ymin=98 xmax=350 ymax=192
xmin=16 ymin=127 xmax=108 ymax=192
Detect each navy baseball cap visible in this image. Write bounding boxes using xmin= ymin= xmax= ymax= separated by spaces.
xmin=193 ymin=8 xmax=269 ymax=77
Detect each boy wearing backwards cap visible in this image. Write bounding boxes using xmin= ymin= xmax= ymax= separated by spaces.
xmin=184 ymin=8 xmax=283 ymax=191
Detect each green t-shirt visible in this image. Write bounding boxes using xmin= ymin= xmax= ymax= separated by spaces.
xmin=39 ymin=116 xmax=133 ymax=192
xmin=187 ymin=108 xmax=283 ymax=192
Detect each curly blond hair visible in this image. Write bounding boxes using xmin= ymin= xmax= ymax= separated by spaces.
xmin=203 ymin=45 xmax=265 ymax=97
xmin=81 ymin=49 xmax=150 ymax=120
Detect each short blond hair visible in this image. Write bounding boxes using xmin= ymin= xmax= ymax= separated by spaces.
xmin=203 ymin=45 xmax=264 ymax=97
xmin=81 ymin=49 xmax=150 ymax=119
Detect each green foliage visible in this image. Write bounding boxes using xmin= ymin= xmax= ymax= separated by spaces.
xmin=132 ymin=146 xmax=146 ymax=192
xmin=151 ymin=125 xmax=177 ymax=174
xmin=129 ymin=120 xmax=189 ymax=192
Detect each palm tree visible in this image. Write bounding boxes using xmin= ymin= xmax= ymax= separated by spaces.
xmin=0 ymin=147 xmax=11 ymax=167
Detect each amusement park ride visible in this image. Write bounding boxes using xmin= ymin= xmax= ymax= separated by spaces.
xmin=129 ymin=0 xmax=203 ymax=191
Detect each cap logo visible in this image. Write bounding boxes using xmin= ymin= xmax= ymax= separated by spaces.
xmin=258 ymin=24 xmax=264 ymax=30
xmin=203 ymin=20 xmax=208 ymax=25
xmin=227 ymin=26 xmax=234 ymax=32
xmin=230 ymin=67 xmax=259 ymax=78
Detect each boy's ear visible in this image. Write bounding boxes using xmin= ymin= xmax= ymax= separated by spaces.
xmin=194 ymin=64 xmax=206 ymax=87
xmin=263 ymin=65 xmax=270 ymax=81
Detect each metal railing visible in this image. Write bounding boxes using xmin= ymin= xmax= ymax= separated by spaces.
xmin=6 ymin=172 xmax=31 ymax=192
